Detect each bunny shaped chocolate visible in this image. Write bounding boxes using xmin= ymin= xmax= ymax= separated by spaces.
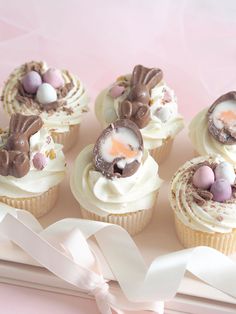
xmin=0 ymin=113 xmax=43 ymax=178
xmin=119 ymin=65 xmax=163 ymax=128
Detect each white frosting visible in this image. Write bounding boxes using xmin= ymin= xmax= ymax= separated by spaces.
xmin=2 ymin=61 xmax=89 ymax=133
xmin=70 ymin=145 xmax=162 ymax=216
xmin=189 ymin=108 xmax=236 ymax=164
xmin=170 ymin=155 xmax=236 ymax=233
xmin=95 ymin=76 xmax=184 ymax=149
xmin=0 ymin=129 xmax=66 ymax=198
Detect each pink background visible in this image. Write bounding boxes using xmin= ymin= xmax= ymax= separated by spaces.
xmin=0 ymin=0 xmax=236 ymax=313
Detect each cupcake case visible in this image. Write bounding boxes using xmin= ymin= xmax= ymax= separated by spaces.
xmin=0 ymin=107 xmax=235 ymax=313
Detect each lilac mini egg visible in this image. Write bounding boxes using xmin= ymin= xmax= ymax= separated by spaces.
xmin=43 ymin=68 xmax=64 ymax=89
xmin=214 ymin=161 xmax=235 ymax=185
xmin=192 ymin=165 xmax=215 ymax=189
xmin=22 ymin=71 xmax=42 ymax=94
xmin=33 ymin=152 xmax=47 ymax=170
xmin=210 ymin=179 xmax=232 ymax=202
xmin=109 ymin=85 xmax=125 ymax=98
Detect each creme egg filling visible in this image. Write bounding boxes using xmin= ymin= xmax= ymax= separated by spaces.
xmin=211 ymin=100 xmax=236 ymax=130
xmin=100 ymin=127 xmax=142 ymax=170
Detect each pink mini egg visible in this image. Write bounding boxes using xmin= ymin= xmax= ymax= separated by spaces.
xmin=22 ymin=71 xmax=42 ymax=94
xmin=210 ymin=179 xmax=232 ymax=202
xmin=192 ymin=165 xmax=215 ymax=189
xmin=33 ymin=152 xmax=47 ymax=170
xmin=109 ymin=85 xmax=125 ymax=98
xmin=43 ymin=68 xmax=64 ymax=88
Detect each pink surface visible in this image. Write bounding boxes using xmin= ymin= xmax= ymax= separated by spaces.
xmin=0 ymin=0 xmax=236 ymax=313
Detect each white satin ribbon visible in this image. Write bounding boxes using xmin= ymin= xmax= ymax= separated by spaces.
xmin=0 ymin=206 xmax=236 ymax=314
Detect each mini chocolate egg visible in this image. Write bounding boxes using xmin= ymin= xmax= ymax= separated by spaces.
xmin=155 ymin=107 xmax=171 ymax=122
xmin=109 ymin=85 xmax=125 ymax=98
xmin=192 ymin=165 xmax=215 ymax=189
xmin=36 ymin=83 xmax=57 ymax=104
xmin=33 ymin=152 xmax=47 ymax=170
xmin=210 ymin=179 xmax=232 ymax=202
xmin=22 ymin=71 xmax=42 ymax=94
xmin=42 ymin=68 xmax=64 ymax=88
xmin=214 ymin=161 xmax=235 ymax=185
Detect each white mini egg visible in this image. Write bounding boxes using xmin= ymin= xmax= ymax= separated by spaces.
xmin=155 ymin=106 xmax=171 ymax=122
xmin=214 ymin=161 xmax=235 ymax=185
xmin=36 ymin=83 xmax=57 ymax=104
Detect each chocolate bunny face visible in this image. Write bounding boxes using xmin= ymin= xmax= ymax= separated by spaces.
xmin=0 ymin=113 xmax=43 ymax=178
xmin=119 ymin=65 xmax=163 ymax=129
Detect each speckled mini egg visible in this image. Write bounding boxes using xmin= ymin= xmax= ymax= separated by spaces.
xmin=42 ymin=68 xmax=64 ymax=89
xmin=155 ymin=107 xmax=171 ymax=122
xmin=109 ymin=85 xmax=125 ymax=98
xmin=22 ymin=71 xmax=42 ymax=94
xmin=214 ymin=162 xmax=235 ymax=185
xmin=192 ymin=165 xmax=215 ymax=189
xmin=36 ymin=83 xmax=57 ymax=104
xmin=33 ymin=152 xmax=47 ymax=170
xmin=210 ymin=179 xmax=232 ymax=202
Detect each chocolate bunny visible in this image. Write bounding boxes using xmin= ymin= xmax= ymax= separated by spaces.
xmin=119 ymin=65 xmax=163 ymax=129
xmin=0 ymin=113 xmax=43 ymax=178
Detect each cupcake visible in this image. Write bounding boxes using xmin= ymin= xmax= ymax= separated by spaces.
xmin=170 ymin=155 xmax=236 ymax=255
xmin=1 ymin=61 xmax=89 ymax=152
xmin=189 ymin=91 xmax=236 ymax=164
xmin=95 ymin=64 xmax=184 ymax=163
xmin=0 ymin=113 xmax=66 ymax=217
xmin=70 ymin=119 xmax=162 ymax=235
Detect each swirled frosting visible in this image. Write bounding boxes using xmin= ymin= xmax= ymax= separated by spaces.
xmin=189 ymin=109 xmax=236 ymax=164
xmin=95 ymin=75 xmax=184 ymax=149
xmin=1 ymin=61 xmax=89 ymax=133
xmin=170 ymin=155 xmax=236 ymax=233
xmin=70 ymin=145 xmax=162 ymax=216
xmin=0 ymin=128 xmax=65 ymax=198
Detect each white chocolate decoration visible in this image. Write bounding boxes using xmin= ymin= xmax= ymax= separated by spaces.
xmin=36 ymin=83 xmax=57 ymax=104
xmin=100 ymin=127 xmax=142 ymax=167
xmin=211 ymin=100 xmax=236 ymax=130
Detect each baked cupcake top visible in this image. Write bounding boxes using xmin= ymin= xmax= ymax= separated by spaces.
xmin=170 ymin=155 xmax=236 ymax=233
xmin=95 ymin=64 xmax=184 ymax=149
xmin=70 ymin=119 xmax=162 ymax=216
xmin=189 ymin=91 xmax=236 ymax=163
xmin=1 ymin=61 xmax=89 ymax=133
xmin=0 ymin=113 xmax=65 ymax=198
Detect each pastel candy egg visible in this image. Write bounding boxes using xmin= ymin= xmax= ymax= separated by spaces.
xmin=36 ymin=83 xmax=57 ymax=104
xmin=192 ymin=165 xmax=215 ymax=189
xmin=210 ymin=179 xmax=232 ymax=202
xmin=109 ymin=85 xmax=125 ymax=98
xmin=214 ymin=162 xmax=235 ymax=185
xmin=22 ymin=71 xmax=42 ymax=94
xmin=155 ymin=107 xmax=171 ymax=122
xmin=42 ymin=68 xmax=64 ymax=89
xmin=33 ymin=152 xmax=47 ymax=170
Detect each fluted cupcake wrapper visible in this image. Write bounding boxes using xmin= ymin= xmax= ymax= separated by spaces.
xmin=80 ymin=206 xmax=155 ymax=236
xmin=174 ymin=215 xmax=236 ymax=255
xmin=149 ymin=137 xmax=174 ymax=164
xmin=0 ymin=185 xmax=59 ymax=218
xmin=51 ymin=124 xmax=80 ymax=153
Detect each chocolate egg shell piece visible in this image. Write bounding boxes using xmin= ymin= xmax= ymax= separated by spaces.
xmin=93 ymin=119 xmax=143 ymax=179
xmin=207 ymin=91 xmax=236 ymax=145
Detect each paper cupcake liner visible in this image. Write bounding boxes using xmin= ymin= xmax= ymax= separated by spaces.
xmin=51 ymin=124 xmax=80 ymax=152
xmin=174 ymin=215 xmax=236 ymax=255
xmin=150 ymin=137 xmax=174 ymax=164
xmin=80 ymin=206 xmax=154 ymax=236
xmin=0 ymin=185 xmax=59 ymax=218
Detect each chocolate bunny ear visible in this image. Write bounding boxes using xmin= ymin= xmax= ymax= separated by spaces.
xmin=9 ymin=113 xmax=43 ymax=138
xmin=131 ymin=65 xmax=163 ymax=89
